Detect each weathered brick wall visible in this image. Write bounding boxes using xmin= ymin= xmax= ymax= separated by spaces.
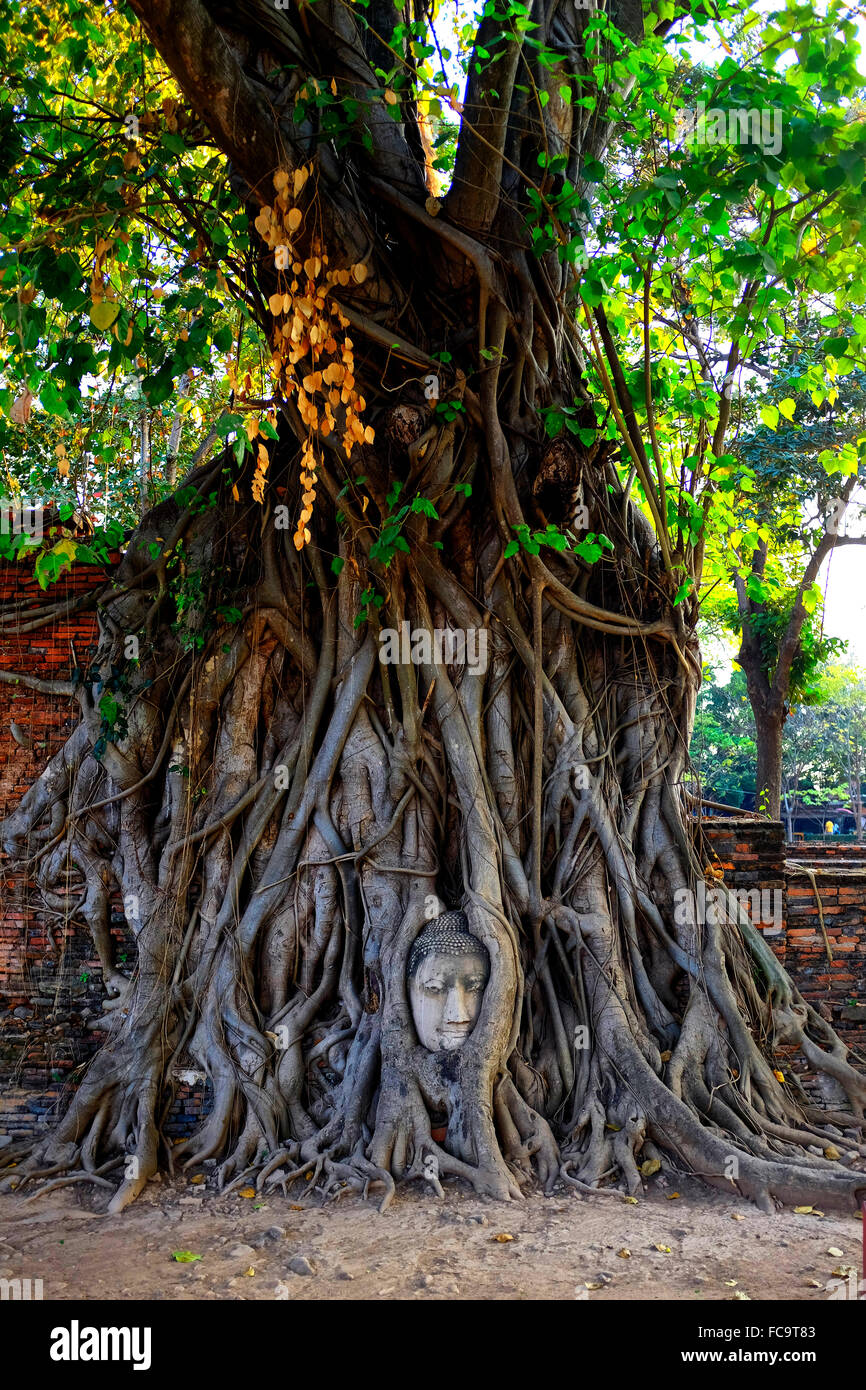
xmin=703 ymin=817 xmax=866 ymax=1103
xmin=701 ymin=817 xmax=787 ymax=939
xmin=1 ymin=555 xmax=110 ymax=1141
xmin=787 ymin=842 xmax=866 ymax=865
xmin=0 ymin=550 xmax=214 ymax=1146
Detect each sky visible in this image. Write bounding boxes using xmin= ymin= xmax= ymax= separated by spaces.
xmin=820 ymin=545 xmax=866 ymax=665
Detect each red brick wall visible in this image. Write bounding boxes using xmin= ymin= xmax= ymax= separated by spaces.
xmin=703 ymin=817 xmax=866 ymax=1102
xmin=0 ymin=554 xmax=122 ymax=1143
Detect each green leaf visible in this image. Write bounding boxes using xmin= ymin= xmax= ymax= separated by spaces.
xmin=410 ymin=496 xmax=438 ymax=519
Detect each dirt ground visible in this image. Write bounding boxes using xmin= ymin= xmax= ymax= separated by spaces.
xmin=1 ymin=1171 xmax=862 ymax=1301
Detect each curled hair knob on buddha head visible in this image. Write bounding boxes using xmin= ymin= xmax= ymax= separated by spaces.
xmin=407 ymin=910 xmax=489 ymax=979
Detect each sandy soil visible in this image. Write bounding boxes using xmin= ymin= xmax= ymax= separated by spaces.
xmin=1 ymin=1172 xmax=862 ymax=1301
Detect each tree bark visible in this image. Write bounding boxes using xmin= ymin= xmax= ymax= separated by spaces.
xmin=754 ymin=709 xmax=785 ymax=821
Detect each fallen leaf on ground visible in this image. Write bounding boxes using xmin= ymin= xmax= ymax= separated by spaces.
xmin=238 ymin=1187 xmax=256 ymax=1198
xmin=827 ymin=1247 xmax=844 ymax=1258
xmin=617 ymin=1248 xmax=631 ymax=1258
xmin=171 ymin=1251 xmax=202 ymax=1263
xmin=492 ymin=1233 xmax=514 ymax=1243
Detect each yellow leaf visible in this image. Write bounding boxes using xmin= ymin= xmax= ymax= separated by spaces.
xmin=9 ymin=389 xmax=33 ymax=425
xmin=351 ymin=262 xmax=369 ymax=284
xmin=824 ymin=1145 xmax=840 ymax=1160
xmin=731 ymin=1213 xmax=746 ymax=1221
xmin=238 ymin=1187 xmax=256 ymax=1198
xmin=666 ymin=1192 xmax=681 ymax=1200
xmin=89 ymin=301 xmax=120 ymax=331
xmin=654 ymin=1244 xmax=671 ymax=1254
xmin=622 ymin=1196 xmax=639 ymax=1205
xmin=425 ymin=197 xmax=442 ymax=217
xmin=190 ymin=1174 xmax=204 ymax=1185
xmin=52 ymin=539 xmax=78 ymax=563
xmin=660 ymin=1050 xmax=672 ymax=1062
xmin=773 ymin=1069 xmax=785 ymax=1084
xmin=273 ymin=170 xmax=289 ymax=193
xmin=244 ymin=1267 xmax=255 ymax=1277
xmin=293 ymin=166 xmax=309 ymax=198
xmin=793 ymin=1206 xmax=813 ymax=1214
xmin=492 ymin=1233 xmax=513 ymax=1243
xmin=268 ymin=292 xmax=284 ymax=316
xmin=640 ymin=1158 xmax=661 ymax=1178
xmin=383 ymin=89 xmax=399 ymax=105
xmin=287 ymin=208 xmax=302 ymax=233
xmin=617 ymin=1248 xmax=631 ymax=1258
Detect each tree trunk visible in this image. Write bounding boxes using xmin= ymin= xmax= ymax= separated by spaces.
xmin=1 ymin=0 xmax=864 ymax=1215
xmin=754 ymin=710 xmax=785 ymax=821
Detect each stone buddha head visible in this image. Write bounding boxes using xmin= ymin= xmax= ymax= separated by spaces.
xmin=407 ymin=911 xmax=490 ymax=1052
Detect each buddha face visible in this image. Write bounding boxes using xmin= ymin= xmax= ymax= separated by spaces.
xmin=409 ymin=948 xmax=489 ymax=1052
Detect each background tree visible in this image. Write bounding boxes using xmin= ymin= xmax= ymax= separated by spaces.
xmin=712 ymin=367 xmax=866 ymax=817
xmin=1 ymin=0 xmax=866 ymax=1214
xmin=693 ymin=660 xmax=866 ymax=842
xmin=690 ymin=665 xmax=757 ymax=809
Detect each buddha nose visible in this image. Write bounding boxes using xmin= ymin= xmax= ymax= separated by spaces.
xmin=443 ymin=986 xmax=471 ymax=1024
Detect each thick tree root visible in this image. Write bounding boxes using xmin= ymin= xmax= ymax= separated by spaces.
xmin=2 ymin=444 xmax=864 ymax=1219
